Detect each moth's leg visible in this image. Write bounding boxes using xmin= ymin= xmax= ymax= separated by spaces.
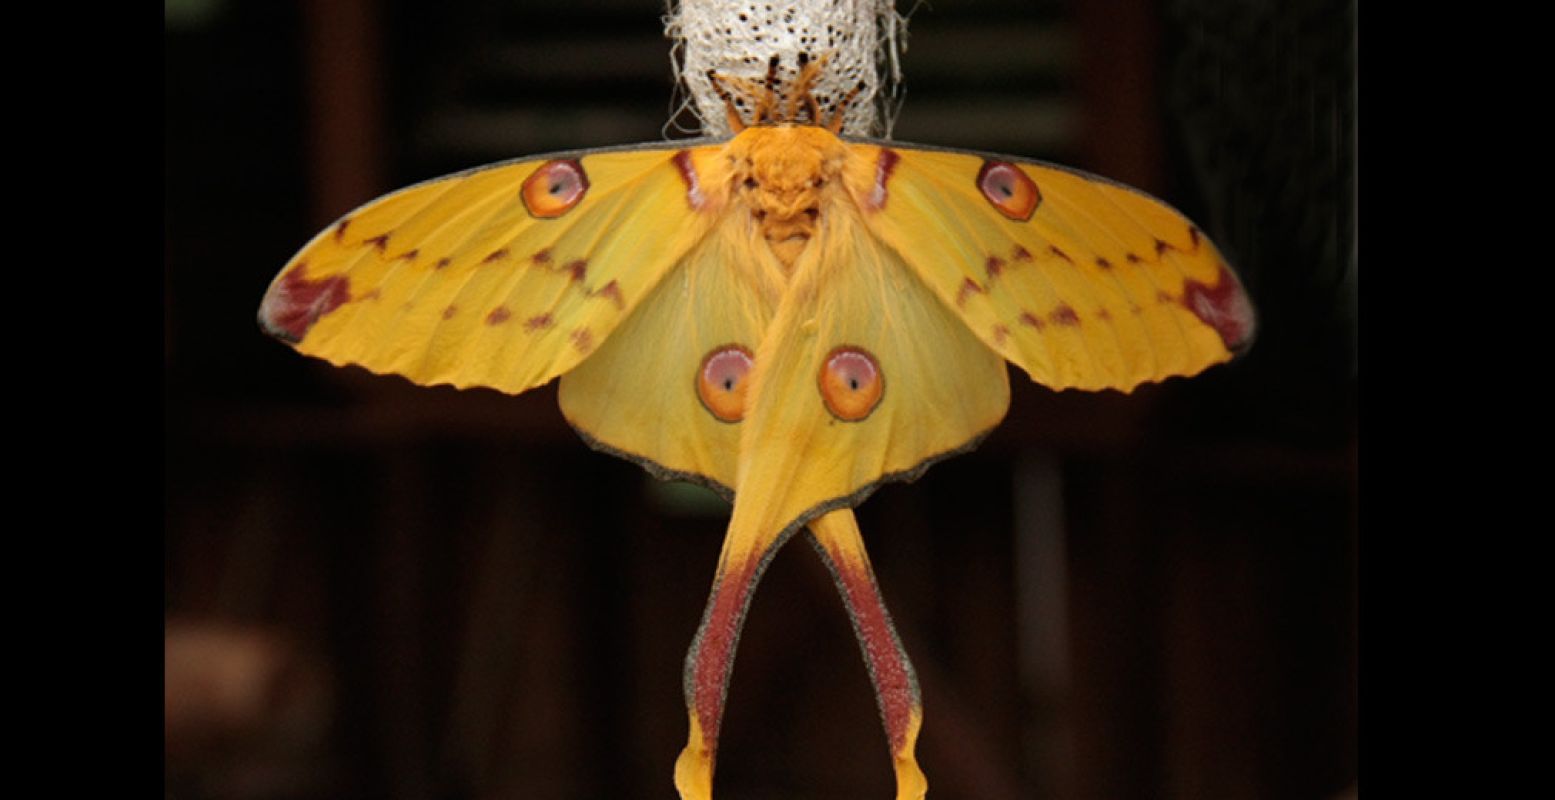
xmin=788 ymin=52 xmax=830 ymax=123
xmin=673 ymin=511 xmax=798 ymax=800
xmin=757 ymin=54 xmax=782 ymax=124
xmin=807 ymin=508 xmax=927 ymax=800
xmin=705 ymin=70 xmax=747 ymax=133
xmin=826 ymin=79 xmax=867 ymax=134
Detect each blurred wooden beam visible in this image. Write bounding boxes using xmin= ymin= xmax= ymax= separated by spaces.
xmin=1077 ymin=0 xmax=1163 ymax=192
xmin=302 ymin=0 xmax=384 ymax=226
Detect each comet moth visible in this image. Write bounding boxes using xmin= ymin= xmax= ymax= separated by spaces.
xmin=258 ymin=52 xmax=1254 ymax=800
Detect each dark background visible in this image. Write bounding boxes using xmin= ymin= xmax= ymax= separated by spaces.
xmin=165 ymin=1 xmax=1356 ymax=798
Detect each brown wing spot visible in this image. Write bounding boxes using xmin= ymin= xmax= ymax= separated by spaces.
xmin=1188 ymin=226 xmax=1203 ymax=251
xmin=435 ymin=257 xmax=452 ymax=270
xmin=956 ymin=277 xmax=984 ymax=308
xmin=258 ymin=263 xmax=352 ymax=343
xmin=1125 ymin=252 xmax=1143 ymax=265
xmin=531 ymin=248 xmax=553 ymax=265
xmin=1180 ymin=263 xmax=1256 ymax=354
xmin=1154 ymin=238 xmax=1175 ymax=257
xmin=486 ymin=306 xmax=512 ymax=325
xmin=482 ymin=248 xmax=510 ymax=264
xmin=1049 ymin=304 xmax=1080 ymax=327
xmin=1096 ymin=256 xmax=1113 ymax=270
xmin=866 ymin=148 xmax=902 ymax=210
xmin=395 ymin=248 xmax=420 ymax=262
xmin=985 ymin=256 xmax=1006 ymax=280
xmin=992 ymin=324 xmax=1011 ymax=347
xmin=1156 ymin=290 xmax=1174 ymax=304
xmin=364 ymin=233 xmax=390 ymax=253
xmin=1012 ymin=244 xmax=1034 ymax=262
xmin=1019 ymin=310 xmax=1046 ymax=330
xmin=566 ymin=259 xmax=588 ymax=283
xmin=524 ymin=313 xmax=554 ymax=332
xmin=442 ymin=305 xmax=458 ymax=320
xmin=591 ymin=280 xmax=625 ymax=311
xmin=1049 ymin=244 xmax=1073 ymax=264
xmin=333 ymin=218 xmax=351 ymax=243
xmin=673 ymin=150 xmax=708 ymax=209
xmin=1097 ymin=308 xmax=1112 ymax=321
xmin=358 ymin=288 xmax=382 ymax=302
xmin=570 ymin=327 xmax=595 ymax=354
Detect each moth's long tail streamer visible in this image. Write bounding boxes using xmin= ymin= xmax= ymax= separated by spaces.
xmin=673 ymin=509 xmax=927 ymax=800
xmin=808 ymin=509 xmax=928 ymax=800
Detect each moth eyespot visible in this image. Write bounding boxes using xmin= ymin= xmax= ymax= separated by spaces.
xmin=697 ymin=345 xmax=754 ymax=423
xmin=818 ymin=346 xmax=883 ymax=422
xmin=977 ymin=161 xmax=1040 ymax=221
xmin=521 ymin=159 xmax=588 ymax=218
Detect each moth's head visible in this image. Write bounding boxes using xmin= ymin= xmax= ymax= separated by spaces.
xmin=731 ymin=126 xmax=847 ymax=189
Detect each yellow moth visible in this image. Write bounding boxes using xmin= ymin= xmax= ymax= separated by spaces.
xmin=258 ymin=57 xmax=1254 ymax=800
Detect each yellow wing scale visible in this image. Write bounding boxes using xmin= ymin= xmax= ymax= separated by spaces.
xmin=558 ymin=205 xmax=789 ymax=493
xmin=849 ymin=143 xmax=1254 ymax=393
xmin=258 ymin=145 xmax=718 ymax=396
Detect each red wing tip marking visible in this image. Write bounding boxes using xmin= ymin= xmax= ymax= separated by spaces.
xmin=486 ymin=307 xmax=512 ymax=325
xmin=1182 ymin=265 xmax=1257 ymax=354
xmin=258 ymin=265 xmax=351 ymax=343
